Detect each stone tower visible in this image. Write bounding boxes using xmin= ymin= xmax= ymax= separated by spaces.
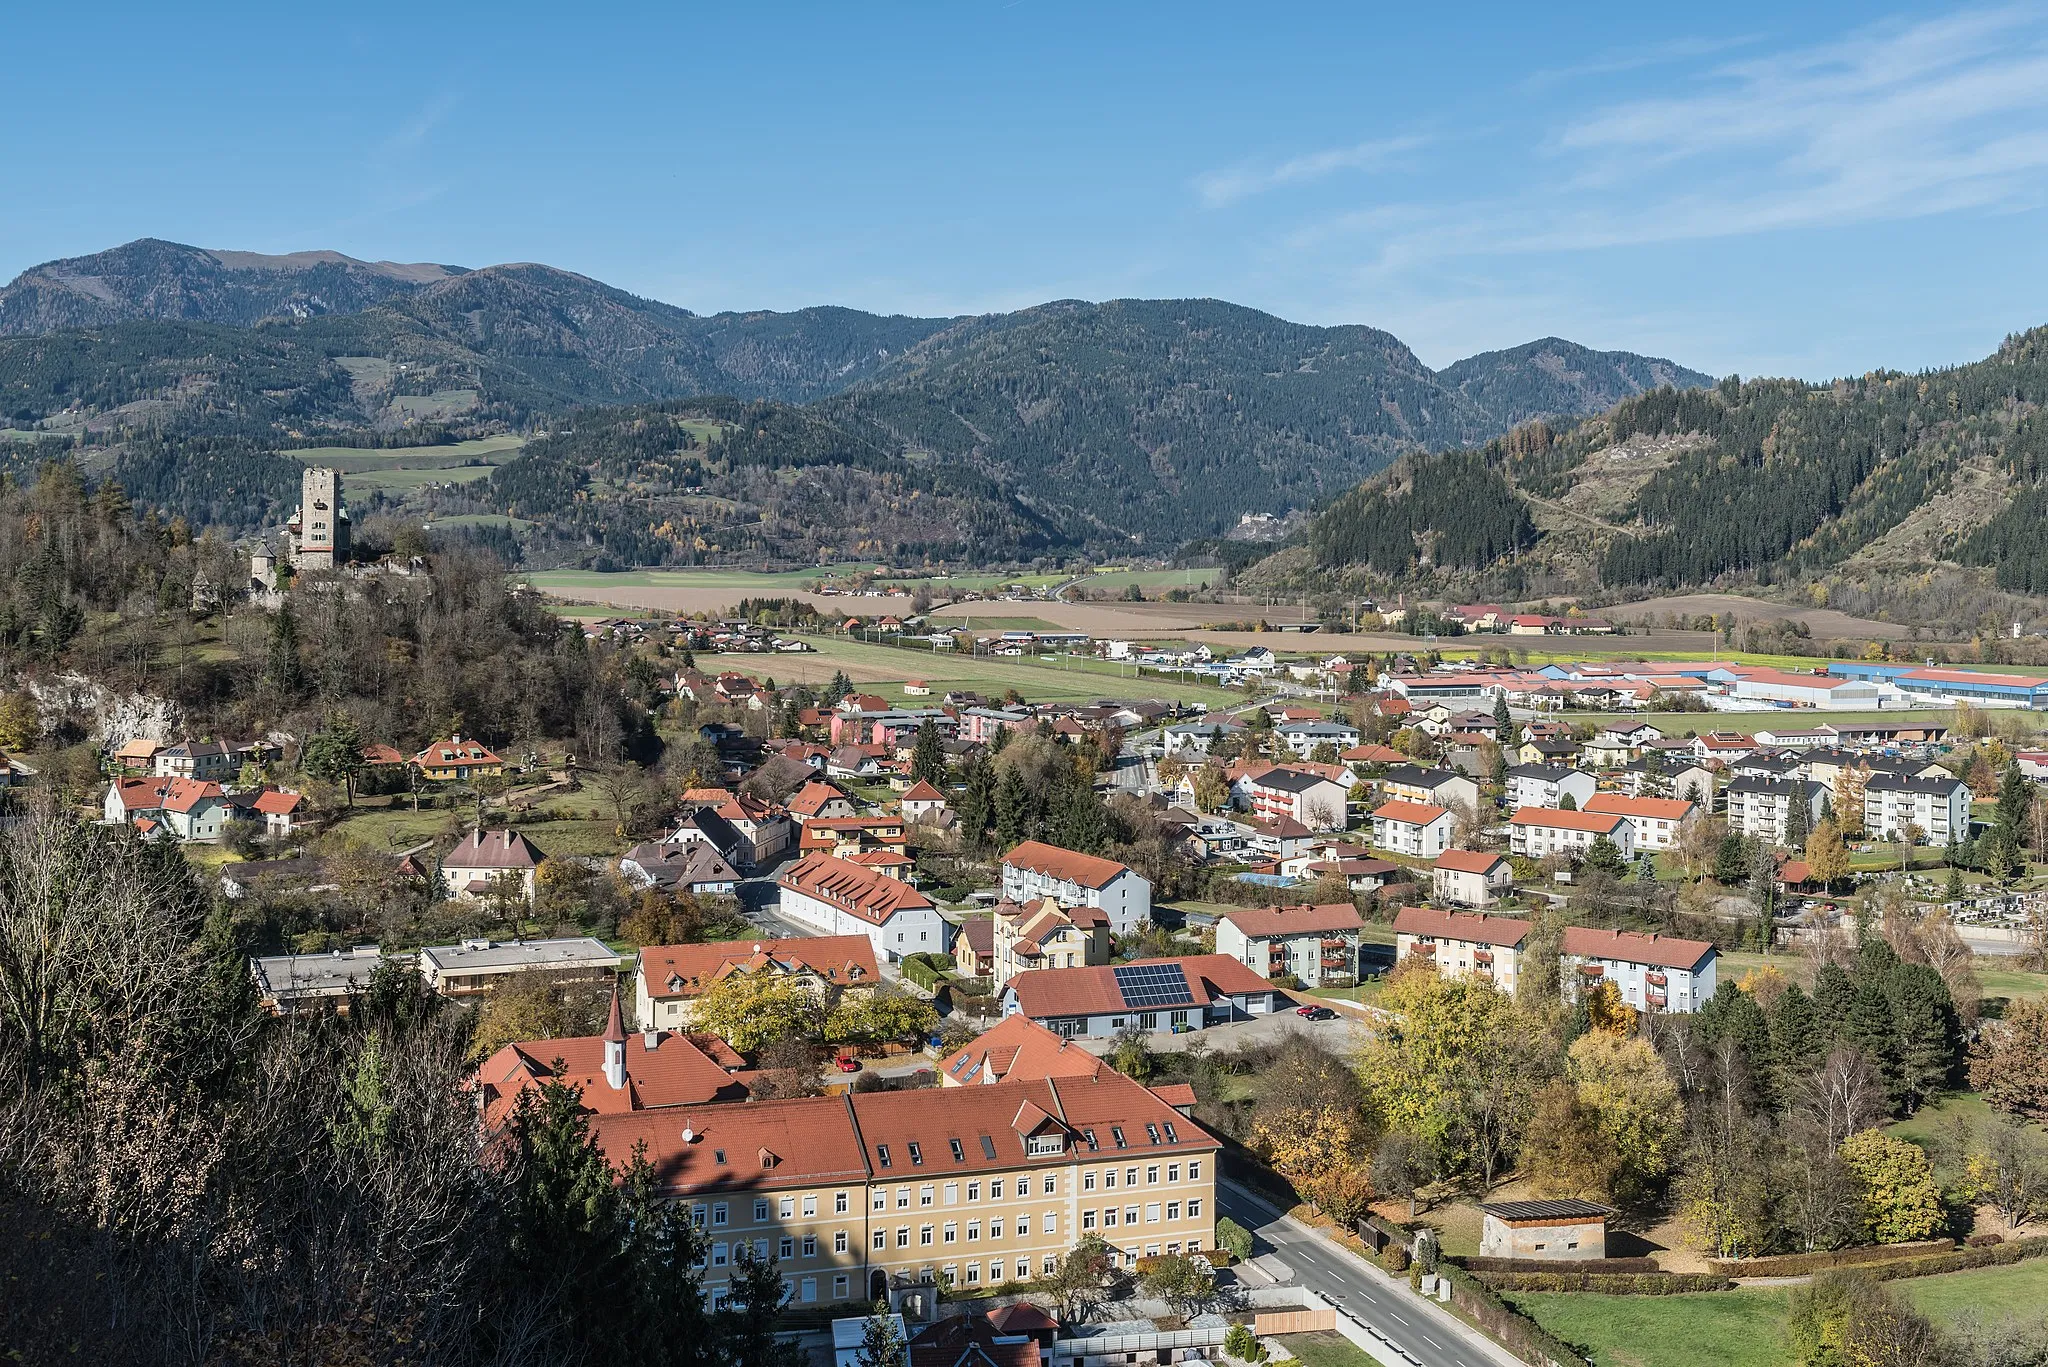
xmin=289 ymin=467 xmax=349 ymax=570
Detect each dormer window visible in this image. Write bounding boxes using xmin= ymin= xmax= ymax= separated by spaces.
xmin=877 ymin=1144 xmax=892 ymax=1168
xmin=949 ymin=1138 xmax=966 ymax=1162
xmin=1026 ymin=1133 xmax=1064 ymax=1157
xmin=908 ymin=1142 xmax=923 ymax=1166
xmin=1111 ymin=1127 xmax=1128 ymax=1149
xmin=713 ymin=1149 xmax=726 ymax=1164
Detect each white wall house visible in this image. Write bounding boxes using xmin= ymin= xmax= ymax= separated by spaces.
xmin=1370 ymin=800 xmax=1456 ymax=858
xmin=999 ymin=841 xmax=1152 ymax=934
xmin=777 ymin=852 xmax=947 ymax=964
xmin=1507 ymin=807 xmax=1636 ymax=861
xmin=1560 ymin=927 xmax=1716 ymax=1013
xmin=1274 ymin=720 xmax=1361 ymax=757
xmin=1214 ymin=903 xmax=1364 ymax=988
xmin=1379 ymin=765 xmax=1480 ymax=812
xmin=1392 ymin=906 xmax=1531 ymax=994
xmin=1862 ymin=774 xmax=1971 ymax=843
xmin=1724 ymin=777 xmax=1829 ymax=844
xmin=1431 ymin=849 xmax=1514 ymax=907
xmin=1582 ymin=794 xmax=1697 ymax=851
xmin=1505 ymin=764 xmax=1596 ymax=813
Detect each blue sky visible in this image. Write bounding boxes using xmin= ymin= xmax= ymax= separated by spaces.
xmin=10 ymin=2 xmax=2048 ymax=379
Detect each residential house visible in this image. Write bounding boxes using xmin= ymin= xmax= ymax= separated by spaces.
xmin=1723 ymin=777 xmax=1829 ymax=844
xmin=953 ymin=919 xmax=996 ymax=978
xmin=417 ymin=936 xmax=620 ymax=994
xmin=160 ymin=778 xmax=234 ymax=842
xmin=789 ymin=780 xmax=859 ymax=824
xmin=247 ymin=787 xmax=309 ymax=839
xmin=1370 ymin=800 xmax=1456 ymax=859
xmin=1378 ymin=765 xmax=1479 ymax=812
xmin=619 ymin=842 xmax=741 ymax=895
xmin=1514 ymin=736 xmax=1581 ymax=767
xmin=1504 ymin=763 xmax=1596 ymax=813
xmin=1560 ymin=927 xmax=1716 ymax=1013
xmin=990 ymin=898 xmax=1111 ymax=985
xmin=901 ymin=780 xmax=950 ymax=823
xmin=442 ymin=827 xmax=547 ymax=902
xmin=1161 ymin=721 xmax=1247 ymax=756
xmin=938 ymin=1015 xmax=1113 ymax=1089
xmin=1001 ymin=955 xmax=1287 ymax=1037
xmin=1392 ymin=906 xmax=1530 ymax=994
xmin=153 ymin=740 xmax=237 ymax=782
xmin=1582 ymin=794 xmax=1697 ymax=852
xmin=103 ymin=774 xmax=171 ymax=827
xmin=250 ymin=945 xmax=385 ymax=1013
xmin=1862 ymin=773 xmax=1972 ymax=844
xmin=1692 ymin=732 xmax=1757 ymax=764
xmin=778 ymin=853 xmax=947 ymax=964
xmin=1508 ymin=807 xmax=1635 ymax=861
xmin=1273 ymin=719 xmax=1361 ymax=758
xmin=1301 ymin=854 xmax=1401 ymax=891
xmin=999 ymin=841 xmax=1152 ymax=935
xmin=582 ymin=1067 xmax=1219 ymax=1309
xmin=633 ymin=935 xmax=879 ymax=1031
xmin=413 ymin=735 xmax=506 ymax=782
xmin=1240 ymin=766 xmax=1352 ymax=832
xmin=1431 ymin=849 xmax=1514 ymax=907
xmin=1214 ymin=903 xmax=1364 ymax=987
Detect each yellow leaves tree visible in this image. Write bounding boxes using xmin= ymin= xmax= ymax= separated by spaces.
xmin=1583 ymin=980 xmax=1633 ymax=1037
xmin=0 ymin=692 xmax=38 ymax=751
xmin=1249 ymin=1108 xmax=1360 ymax=1180
xmin=1805 ymin=818 xmax=1851 ymax=888
xmin=1839 ymin=1129 xmax=1942 ymax=1244
xmin=1568 ymin=1031 xmax=1683 ymax=1204
xmin=690 ymin=971 xmax=826 ymax=1055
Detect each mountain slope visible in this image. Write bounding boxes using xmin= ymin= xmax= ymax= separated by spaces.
xmin=1289 ymin=328 xmax=2048 ymax=602
xmin=1438 ymin=338 xmax=1715 ymax=429
xmin=0 ymin=239 xmax=464 ymax=333
xmin=819 ymin=298 xmax=1503 ymax=544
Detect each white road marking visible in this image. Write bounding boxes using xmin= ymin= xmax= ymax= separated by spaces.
xmin=1421 ymin=1335 xmax=1443 ymax=1350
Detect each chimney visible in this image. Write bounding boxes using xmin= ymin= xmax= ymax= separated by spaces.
xmin=602 ymin=986 xmax=627 ymax=1091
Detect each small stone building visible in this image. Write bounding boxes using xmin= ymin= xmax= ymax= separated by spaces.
xmin=1478 ymin=1199 xmax=1613 ymax=1260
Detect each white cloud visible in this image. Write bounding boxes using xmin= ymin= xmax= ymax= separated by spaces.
xmin=1192 ymin=133 xmax=1429 ymax=208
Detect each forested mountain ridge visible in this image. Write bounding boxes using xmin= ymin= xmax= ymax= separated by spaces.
xmin=1288 ymin=326 xmax=2048 ymax=610
xmin=0 ymin=237 xmax=1712 ymax=551
xmin=1437 ymin=337 xmax=1714 ymax=428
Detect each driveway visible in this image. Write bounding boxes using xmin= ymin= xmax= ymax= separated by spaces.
xmin=1219 ymin=1180 xmax=1524 ymax=1367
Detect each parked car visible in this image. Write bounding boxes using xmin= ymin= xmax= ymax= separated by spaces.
xmin=835 ymin=1055 xmax=862 ymax=1073
xmin=1296 ymin=1005 xmax=1338 ymax=1021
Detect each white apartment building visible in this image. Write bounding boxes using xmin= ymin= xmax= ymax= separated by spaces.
xmin=999 ymin=841 xmax=1152 ymax=935
xmin=1560 ymin=927 xmax=1716 ymax=1014
xmin=1507 ymin=807 xmax=1636 ymax=861
xmin=1504 ymin=764 xmax=1596 ymax=813
xmin=1379 ymin=765 xmax=1481 ymax=812
xmin=1370 ymin=800 xmax=1456 ymax=859
xmin=1861 ymin=774 xmax=1972 ymax=844
xmin=1723 ymin=777 xmax=1829 ymax=844
xmin=1431 ymin=849 xmax=1514 ymax=907
xmin=1392 ymin=905 xmax=1531 ymax=994
xmin=1582 ymin=794 xmax=1698 ymax=852
xmin=1215 ymin=903 xmax=1365 ymax=988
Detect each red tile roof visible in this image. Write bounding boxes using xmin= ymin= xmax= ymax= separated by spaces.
xmin=786 ymin=780 xmax=851 ymax=817
xmin=1561 ymin=926 xmax=1715 ymax=972
xmin=779 ymin=853 xmax=935 ymax=927
xmin=1001 ymin=840 xmax=1131 ymax=890
xmin=250 ymin=788 xmax=304 ymax=816
xmin=1218 ymin=903 xmax=1364 ymax=938
xmin=938 ymin=1014 xmax=1110 ymax=1087
xmin=109 ymin=775 xmax=171 ymax=812
xmin=446 ymin=827 xmax=546 ymax=869
xmin=1584 ymin=794 xmax=1695 ymax=821
xmin=1341 ymin=744 xmax=1408 ymax=764
xmin=162 ymin=777 xmax=226 ymax=814
xmin=477 ymin=1029 xmax=747 ymax=1130
xmin=1004 ymin=954 xmax=1275 ymax=1019
xmin=638 ymin=935 xmax=879 ymax=1001
xmin=901 ymin=779 xmax=946 ymax=802
xmin=1433 ymin=848 xmax=1510 ymax=874
xmin=1371 ymin=799 xmax=1451 ymax=826
xmin=414 ymin=737 xmax=502 ymax=767
xmin=1392 ymin=905 xmax=1531 ymax=948
xmin=1507 ymin=806 xmax=1628 ymax=835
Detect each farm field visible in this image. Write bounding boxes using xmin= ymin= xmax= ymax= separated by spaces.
xmin=770 ymin=634 xmax=1247 ymax=707
xmin=527 ymin=564 xmax=886 ymax=593
xmin=286 ymin=434 xmax=526 ymax=472
xmin=1503 ymin=1289 xmax=1792 ymax=1367
xmin=1074 ymin=566 xmax=1222 ymax=591
xmin=933 ymin=615 xmax=1066 ymax=633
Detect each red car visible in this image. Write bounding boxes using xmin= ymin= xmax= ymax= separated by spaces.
xmin=835 ymin=1055 xmax=862 ymax=1073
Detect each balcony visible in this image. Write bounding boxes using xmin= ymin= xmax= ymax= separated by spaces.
xmin=1646 ymin=971 xmax=1667 ymax=987
xmin=1473 ymin=950 xmax=1494 ymax=965
xmin=1577 ymin=963 xmax=1605 ymax=978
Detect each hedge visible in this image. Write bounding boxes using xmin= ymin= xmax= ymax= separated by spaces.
xmin=901 ymin=954 xmax=947 ymax=991
xmin=1861 ymin=1234 xmax=2048 ymax=1285
xmin=1436 ymin=1262 xmax=1590 ymax=1367
xmin=1477 ymin=1272 xmax=1732 ymax=1295
xmin=1465 ymin=1256 xmax=1660 ymax=1275
xmin=1708 ymin=1239 xmax=1953 ymax=1279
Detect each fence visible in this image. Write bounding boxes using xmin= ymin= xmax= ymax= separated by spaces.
xmin=1252 ymin=1309 xmax=1335 ymax=1335
xmin=1048 ymin=1325 xmax=1225 ymax=1365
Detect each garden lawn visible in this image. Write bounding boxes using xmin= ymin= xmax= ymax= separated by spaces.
xmin=1503 ymin=1289 xmax=1792 ymax=1367
xmin=1979 ymin=965 xmax=2048 ymax=1003
xmin=1897 ymin=1253 xmax=2048 ymax=1328
xmin=1274 ymin=1329 xmax=1390 ymax=1367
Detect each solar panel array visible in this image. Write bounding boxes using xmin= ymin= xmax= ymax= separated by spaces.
xmin=1113 ymin=962 xmax=1191 ymax=1009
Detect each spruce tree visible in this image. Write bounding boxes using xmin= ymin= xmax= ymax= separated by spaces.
xmin=264 ymin=605 xmax=306 ymax=701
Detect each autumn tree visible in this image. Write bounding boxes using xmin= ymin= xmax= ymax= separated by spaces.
xmin=1524 ymin=1081 xmax=1620 ymax=1201
xmin=1972 ymin=998 xmax=2048 ymax=1121
xmin=1804 ymin=818 xmax=1850 ymax=889
xmin=1569 ymin=1030 xmax=1683 ymax=1205
xmin=1840 ymin=1129 xmax=1943 ymax=1244
xmin=690 ymin=973 xmax=826 ymax=1054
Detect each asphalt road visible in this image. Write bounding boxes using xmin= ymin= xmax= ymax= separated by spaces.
xmin=1218 ymin=1181 xmax=1523 ymax=1367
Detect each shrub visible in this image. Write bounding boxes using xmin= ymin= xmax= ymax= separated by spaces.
xmin=1475 ymin=1272 xmax=1732 ymax=1294
xmin=1215 ymin=1217 xmax=1253 ymax=1263
xmin=1380 ymin=1245 xmax=1410 ymax=1273
xmin=1708 ymin=1240 xmax=1954 ymax=1279
xmin=1223 ymin=1323 xmax=1264 ymax=1362
xmin=1966 ymin=1233 xmax=2004 ymax=1248
xmin=1464 ymin=1255 xmax=1660 ymax=1275
xmin=1861 ymin=1235 xmax=2048 ymax=1284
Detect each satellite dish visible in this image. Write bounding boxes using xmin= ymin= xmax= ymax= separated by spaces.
xmin=681 ymin=1126 xmax=697 ymax=1143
